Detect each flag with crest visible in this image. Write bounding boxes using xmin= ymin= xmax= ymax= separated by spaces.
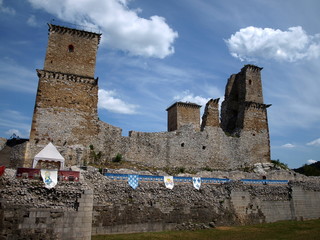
xmin=192 ymin=177 xmax=201 ymax=190
xmin=41 ymin=169 xmax=58 ymax=189
xmin=164 ymin=176 xmax=174 ymax=189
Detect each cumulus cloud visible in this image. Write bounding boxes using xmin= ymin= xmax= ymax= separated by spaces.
xmin=27 ymin=0 xmax=178 ymax=58
xmin=173 ymin=90 xmax=210 ymax=107
xmin=226 ymin=26 xmax=320 ymax=62
xmin=281 ymin=143 xmax=295 ymax=148
xmin=0 ymin=0 xmax=15 ymax=15
xmin=98 ymin=89 xmax=138 ymax=114
xmin=307 ymin=159 xmax=317 ymax=165
xmin=307 ymin=138 xmax=320 ymax=147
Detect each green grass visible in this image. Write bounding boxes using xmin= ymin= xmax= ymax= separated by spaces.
xmin=92 ymin=219 xmax=320 ymax=240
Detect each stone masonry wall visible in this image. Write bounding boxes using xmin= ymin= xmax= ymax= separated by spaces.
xmin=95 ymin=124 xmax=268 ymax=171
xmin=83 ymin=169 xmax=320 ymax=235
xmin=0 ymin=169 xmax=93 ymax=240
xmin=1 ymin=168 xmax=320 ymax=238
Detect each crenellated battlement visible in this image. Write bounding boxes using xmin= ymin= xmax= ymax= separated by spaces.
xmin=244 ymin=101 xmax=272 ymax=110
xmin=48 ymin=24 xmax=101 ymax=43
xmin=36 ymin=69 xmax=98 ymax=85
xmin=241 ymin=64 xmax=263 ymax=72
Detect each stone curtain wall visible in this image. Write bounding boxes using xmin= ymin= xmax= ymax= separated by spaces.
xmin=102 ymin=125 xmax=267 ymax=171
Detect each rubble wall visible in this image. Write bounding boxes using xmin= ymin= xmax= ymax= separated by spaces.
xmin=0 ymin=170 xmax=93 ymax=240
xmin=83 ymin=170 xmax=320 ymax=235
xmin=1 ymin=169 xmax=320 ymax=238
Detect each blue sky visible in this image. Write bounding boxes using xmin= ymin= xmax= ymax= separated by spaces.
xmin=0 ymin=0 xmax=319 ymax=168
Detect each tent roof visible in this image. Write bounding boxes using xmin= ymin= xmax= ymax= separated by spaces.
xmin=34 ymin=142 xmax=65 ymax=162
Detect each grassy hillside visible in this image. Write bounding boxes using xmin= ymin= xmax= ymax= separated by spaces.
xmin=293 ymin=161 xmax=320 ymax=176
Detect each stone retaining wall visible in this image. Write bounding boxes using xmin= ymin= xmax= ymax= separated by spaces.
xmin=1 ymin=168 xmax=320 ymax=238
xmin=0 ymin=169 xmax=93 ymax=240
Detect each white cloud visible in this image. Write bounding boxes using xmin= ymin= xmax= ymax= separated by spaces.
xmin=27 ymin=15 xmax=38 ymax=27
xmin=281 ymin=143 xmax=295 ymax=148
xmin=307 ymin=138 xmax=320 ymax=147
xmin=27 ymin=0 xmax=178 ymax=58
xmin=0 ymin=0 xmax=15 ymax=15
xmin=307 ymin=159 xmax=317 ymax=165
xmin=98 ymin=89 xmax=138 ymax=114
xmin=173 ymin=90 xmax=210 ymax=107
xmin=226 ymin=26 xmax=320 ymax=62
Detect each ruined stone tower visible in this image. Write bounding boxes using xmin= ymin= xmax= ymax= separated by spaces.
xmin=166 ymin=102 xmax=201 ymax=131
xmin=220 ymin=65 xmax=271 ymax=163
xmin=221 ymin=65 xmax=270 ymax=134
xmin=200 ymin=98 xmax=220 ymax=131
xmin=28 ymin=24 xmax=102 ymax=167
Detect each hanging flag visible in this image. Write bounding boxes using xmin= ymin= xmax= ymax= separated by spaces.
xmin=164 ymin=176 xmax=174 ymax=189
xmin=41 ymin=169 xmax=58 ymax=189
xmin=192 ymin=177 xmax=201 ymax=190
xmin=128 ymin=174 xmax=139 ymax=189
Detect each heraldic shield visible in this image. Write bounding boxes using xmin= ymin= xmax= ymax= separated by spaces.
xmin=41 ymin=169 xmax=58 ymax=189
xmin=164 ymin=176 xmax=174 ymax=189
xmin=192 ymin=177 xmax=201 ymax=190
xmin=128 ymin=174 xmax=139 ymax=189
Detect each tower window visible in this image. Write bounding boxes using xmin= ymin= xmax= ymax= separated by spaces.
xmin=68 ymin=44 xmax=74 ymax=52
xmin=249 ymin=80 xmax=252 ymax=85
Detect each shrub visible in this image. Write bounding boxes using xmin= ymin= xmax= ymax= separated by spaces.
xmin=271 ymin=159 xmax=288 ymax=170
xmin=113 ymin=153 xmax=123 ymax=163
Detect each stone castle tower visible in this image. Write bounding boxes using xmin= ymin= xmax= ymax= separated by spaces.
xmin=166 ymin=102 xmax=201 ymax=131
xmin=24 ymin=24 xmax=271 ymax=171
xmin=27 ymin=24 xmax=102 ymax=167
xmin=221 ymin=65 xmax=271 ymax=135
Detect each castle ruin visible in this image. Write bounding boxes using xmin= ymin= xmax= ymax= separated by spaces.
xmin=24 ymin=24 xmax=271 ymax=171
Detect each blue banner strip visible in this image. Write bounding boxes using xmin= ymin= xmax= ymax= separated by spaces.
xmin=104 ymin=173 xmax=288 ymax=185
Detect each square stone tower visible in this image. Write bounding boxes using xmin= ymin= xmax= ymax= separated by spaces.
xmin=221 ymin=64 xmax=270 ymax=134
xmin=166 ymin=102 xmax=201 ymax=131
xmin=27 ymin=24 xmax=102 ymax=167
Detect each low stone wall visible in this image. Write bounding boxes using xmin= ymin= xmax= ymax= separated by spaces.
xmin=1 ymin=168 xmax=320 ymax=238
xmin=0 ymin=169 xmax=93 ymax=240
xmin=82 ymin=169 xmax=320 ymax=235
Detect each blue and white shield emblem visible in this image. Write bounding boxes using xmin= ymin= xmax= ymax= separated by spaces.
xmin=192 ymin=177 xmax=201 ymax=190
xmin=128 ymin=174 xmax=139 ymax=189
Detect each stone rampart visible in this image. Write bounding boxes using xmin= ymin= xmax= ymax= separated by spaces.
xmin=1 ymin=168 xmax=320 ymax=238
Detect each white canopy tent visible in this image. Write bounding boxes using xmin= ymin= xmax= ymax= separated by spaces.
xmin=33 ymin=142 xmax=65 ymax=169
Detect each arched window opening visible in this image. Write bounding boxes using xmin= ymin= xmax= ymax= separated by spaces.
xmin=68 ymin=44 xmax=74 ymax=52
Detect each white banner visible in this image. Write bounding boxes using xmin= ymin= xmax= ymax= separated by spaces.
xmin=164 ymin=176 xmax=174 ymax=189
xmin=41 ymin=169 xmax=58 ymax=189
xmin=192 ymin=177 xmax=201 ymax=190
